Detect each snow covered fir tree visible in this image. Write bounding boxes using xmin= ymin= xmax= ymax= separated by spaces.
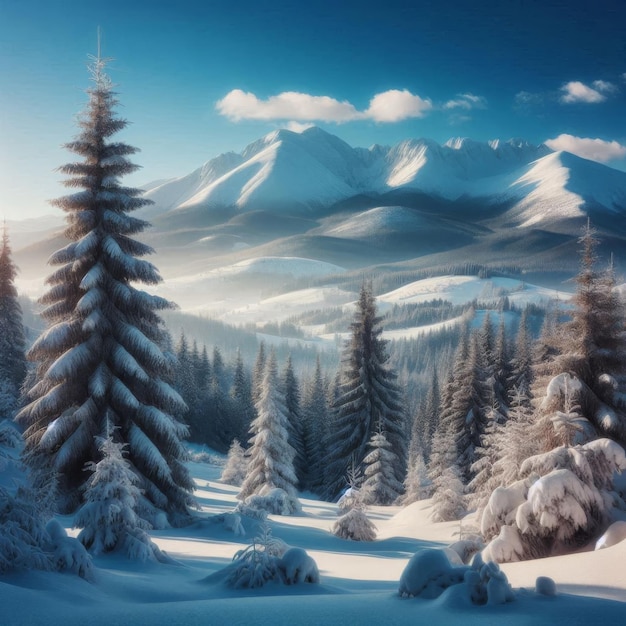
xmin=324 ymin=282 xmax=407 ymax=501
xmin=0 ymin=226 xmax=27 ymax=419
xmin=16 ymin=55 xmax=194 ymax=523
xmin=238 ymin=350 xmax=300 ymax=514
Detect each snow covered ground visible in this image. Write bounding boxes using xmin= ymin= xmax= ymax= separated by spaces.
xmin=2 ymin=457 xmax=625 ymax=626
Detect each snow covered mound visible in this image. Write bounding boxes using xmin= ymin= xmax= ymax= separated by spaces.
xmin=208 ymin=256 xmax=345 ymax=279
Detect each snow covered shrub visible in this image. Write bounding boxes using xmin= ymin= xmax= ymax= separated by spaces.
xmin=331 ymin=506 xmax=377 ymax=541
xmin=0 ymin=486 xmax=95 ymax=579
xmin=481 ymin=439 xmax=626 ymax=561
xmin=332 ymin=474 xmax=377 ymax=541
xmin=399 ymin=549 xmax=465 ymax=599
xmin=220 ymin=439 xmax=248 ymax=486
xmin=74 ymin=435 xmax=170 ymax=563
xmin=398 ymin=549 xmax=514 ymax=606
xmin=234 ymin=501 xmax=269 ymax=521
xmin=0 ymin=486 xmax=51 ymax=574
xmin=464 ymin=553 xmax=515 ymax=605
xmin=245 ymin=486 xmax=301 ymax=516
xmin=223 ymin=522 xmax=319 ymax=589
xmin=278 ymin=547 xmax=320 ymax=584
xmin=46 ymin=519 xmax=95 ymax=582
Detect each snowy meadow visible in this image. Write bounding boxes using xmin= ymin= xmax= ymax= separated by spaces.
xmin=2 ymin=454 xmax=626 ymax=626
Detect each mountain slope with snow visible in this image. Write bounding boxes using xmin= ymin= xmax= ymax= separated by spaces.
xmin=143 ymin=128 xmax=626 ymax=223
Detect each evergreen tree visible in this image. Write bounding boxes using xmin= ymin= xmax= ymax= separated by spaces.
xmin=230 ymin=349 xmax=254 ymax=442
xmin=252 ymin=341 xmax=266 ymax=405
xmin=401 ymin=446 xmax=431 ymax=505
xmin=238 ymin=351 xmax=298 ymax=508
xmin=508 ymin=306 xmax=533 ymax=407
xmin=300 ymin=356 xmax=328 ymax=493
xmin=74 ymin=432 xmax=167 ymax=561
xmin=16 ymin=55 xmax=194 ymax=521
xmin=0 ymin=226 xmax=27 ymax=418
xmin=282 ymin=355 xmax=306 ymax=487
xmin=220 ymin=439 xmax=248 ymax=486
xmin=531 ymin=224 xmax=626 ymax=450
xmin=324 ymin=283 xmax=406 ymax=500
xmin=361 ymin=427 xmax=404 ymax=505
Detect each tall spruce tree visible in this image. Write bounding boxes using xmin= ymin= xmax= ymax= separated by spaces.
xmin=531 ymin=224 xmax=626 ymax=450
xmin=0 ymin=226 xmax=27 ymax=418
xmin=300 ymin=356 xmax=328 ymax=494
xmin=16 ymin=55 xmax=194 ymax=521
xmin=324 ymin=283 xmax=406 ymax=500
xmin=282 ymin=355 xmax=306 ymax=487
xmin=238 ymin=350 xmax=298 ymax=506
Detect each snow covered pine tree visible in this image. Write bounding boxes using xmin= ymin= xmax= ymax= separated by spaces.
xmin=0 ymin=226 xmax=27 ymax=418
xmin=324 ymin=282 xmax=406 ymax=500
xmin=16 ymin=54 xmax=195 ymax=523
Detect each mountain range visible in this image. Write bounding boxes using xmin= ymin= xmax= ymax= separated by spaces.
xmin=13 ymin=127 xmax=626 ymax=314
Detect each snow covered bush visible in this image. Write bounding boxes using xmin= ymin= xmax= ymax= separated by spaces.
xmin=399 ymin=549 xmax=465 ymax=599
xmin=74 ymin=435 xmax=170 ymax=563
xmin=0 ymin=486 xmax=51 ymax=574
xmin=0 ymin=486 xmax=94 ymax=579
xmin=46 ymin=519 xmax=95 ymax=581
xmin=244 ymin=486 xmax=301 ymax=516
xmin=223 ymin=522 xmax=318 ymax=589
xmin=398 ymin=548 xmax=514 ymax=606
xmin=279 ymin=547 xmax=320 ymax=585
xmin=220 ymin=439 xmax=248 ymax=486
xmin=332 ymin=506 xmax=377 ymax=541
xmin=481 ymin=439 xmax=626 ymax=561
xmin=332 ymin=470 xmax=377 ymax=541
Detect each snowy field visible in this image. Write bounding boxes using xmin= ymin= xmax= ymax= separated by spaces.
xmin=2 ymin=457 xmax=625 ymax=626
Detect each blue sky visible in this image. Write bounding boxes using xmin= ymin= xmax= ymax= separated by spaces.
xmin=1 ymin=0 xmax=625 ymax=219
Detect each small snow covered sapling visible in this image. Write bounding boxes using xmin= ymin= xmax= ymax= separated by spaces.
xmin=223 ymin=521 xmax=318 ymax=588
xmin=74 ymin=434 xmax=170 ymax=563
xmin=332 ymin=461 xmax=377 ymax=541
xmin=220 ymin=439 xmax=248 ymax=486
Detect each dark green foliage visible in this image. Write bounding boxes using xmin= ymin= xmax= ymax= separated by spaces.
xmin=324 ymin=283 xmax=407 ymax=500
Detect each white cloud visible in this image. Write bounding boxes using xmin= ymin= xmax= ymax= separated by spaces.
xmin=545 ymin=134 xmax=626 ymax=163
xmin=444 ymin=93 xmax=487 ymax=110
xmin=364 ymin=89 xmax=432 ymax=122
xmin=592 ymin=79 xmax=617 ymax=94
xmin=560 ymin=81 xmax=607 ymax=104
xmin=216 ymin=88 xmax=432 ymax=124
xmin=216 ymin=90 xmax=359 ymax=122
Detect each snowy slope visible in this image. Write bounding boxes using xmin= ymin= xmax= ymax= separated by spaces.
xmin=377 ymin=275 xmax=571 ymax=307
xmin=2 ymin=458 xmax=625 ymax=626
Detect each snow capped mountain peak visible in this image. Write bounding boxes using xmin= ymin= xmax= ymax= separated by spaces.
xmin=143 ymin=128 xmax=626 ymax=220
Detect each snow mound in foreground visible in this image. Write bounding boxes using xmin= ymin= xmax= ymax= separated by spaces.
xmin=399 ymin=549 xmax=515 ymax=606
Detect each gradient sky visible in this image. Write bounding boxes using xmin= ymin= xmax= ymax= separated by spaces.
xmin=1 ymin=0 xmax=625 ymax=219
